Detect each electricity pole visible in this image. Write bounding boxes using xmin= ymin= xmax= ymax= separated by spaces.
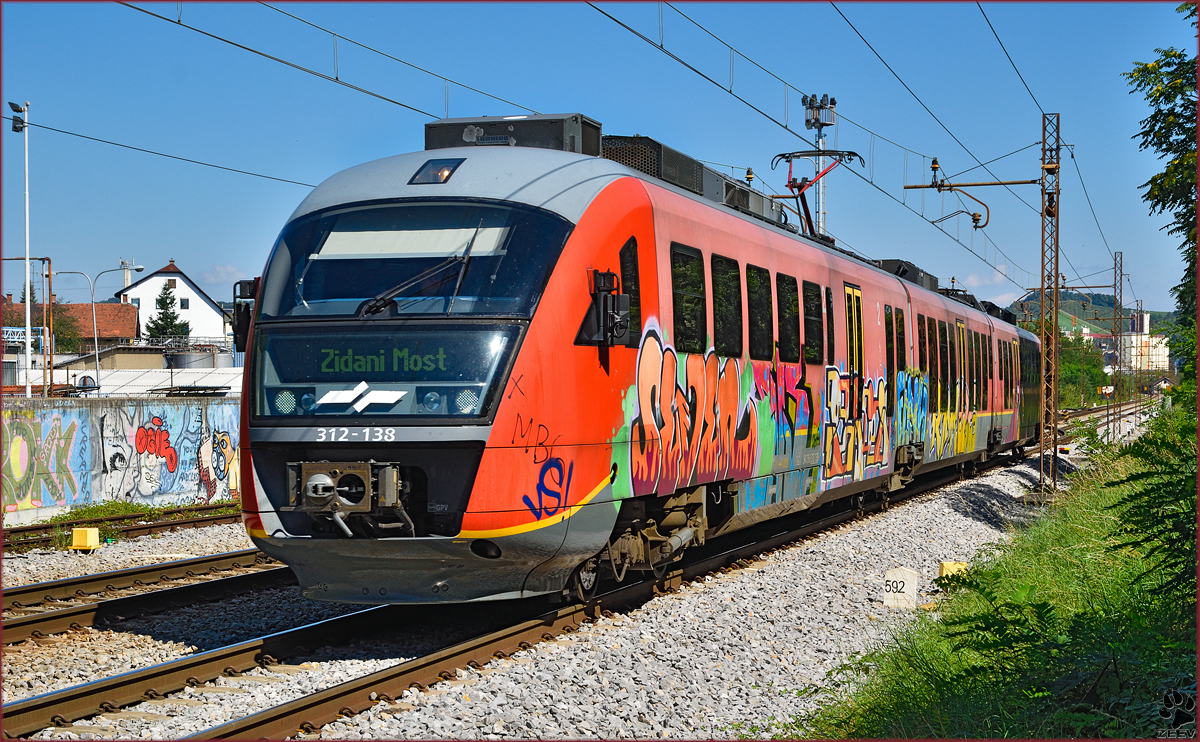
xmin=1038 ymin=113 xmax=1062 ymax=492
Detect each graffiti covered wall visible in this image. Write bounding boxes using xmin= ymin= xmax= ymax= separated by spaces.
xmin=3 ymin=397 xmax=240 ymax=517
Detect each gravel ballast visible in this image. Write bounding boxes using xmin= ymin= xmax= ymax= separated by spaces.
xmin=1 ymin=523 xmax=254 ymax=587
xmin=309 ymin=458 xmax=1051 ymax=740
xmin=8 ymin=451 xmax=1102 ymax=739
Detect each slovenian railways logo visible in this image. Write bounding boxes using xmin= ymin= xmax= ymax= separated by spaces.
xmin=316 ymin=382 xmax=406 ymax=412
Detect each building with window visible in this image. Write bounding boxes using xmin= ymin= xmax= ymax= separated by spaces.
xmin=116 ymin=260 xmax=230 ymax=342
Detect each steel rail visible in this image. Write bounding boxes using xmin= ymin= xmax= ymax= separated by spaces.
xmin=5 ymin=512 xmax=244 ymax=551
xmin=3 ymin=565 xmax=295 ymax=644
xmin=4 ymin=503 xmax=237 ymax=541
xmin=3 ymin=461 xmax=992 ymax=739
xmin=2 ymin=549 xmax=265 ymax=611
xmin=0 ymin=607 xmax=399 ymax=738
xmin=192 ymin=465 xmax=984 ymax=740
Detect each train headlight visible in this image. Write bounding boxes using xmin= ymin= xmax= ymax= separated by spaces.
xmin=455 ymin=388 xmax=479 ymax=413
xmin=300 ymin=392 xmax=317 ymax=412
xmin=274 ymin=390 xmax=297 ymax=415
xmin=423 ymin=391 xmax=443 ymax=412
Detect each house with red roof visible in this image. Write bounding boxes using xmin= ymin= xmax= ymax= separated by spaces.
xmin=116 ymin=259 xmax=230 ymax=342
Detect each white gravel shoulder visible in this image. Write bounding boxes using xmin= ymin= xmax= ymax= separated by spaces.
xmin=312 ymin=459 xmax=1049 ymax=740
xmin=1 ymin=523 xmax=254 ymax=587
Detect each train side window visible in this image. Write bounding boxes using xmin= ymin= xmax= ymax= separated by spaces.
xmin=747 ymin=265 xmax=773 ymax=361
xmin=619 ymin=237 xmax=642 ymax=347
xmin=670 ymin=243 xmax=706 ymax=354
xmin=998 ymin=338 xmax=1008 ymax=408
xmin=982 ymin=333 xmax=990 ymax=411
xmin=949 ymin=322 xmax=961 ymax=411
xmin=776 ymin=274 xmax=801 ymax=363
xmin=928 ymin=316 xmax=939 ymax=411
xmin=971 ymin=331 xmax=980 ymax=411
xmin=974 ymin=331 xmax=983 ymax=411
xmin=825 ymin=287 xmax=836 ymax=366
xmin=938 ymin=320 xmax=949 ymax=412
xmin=917 ymin=313 xmax=928 ymax=373
xmin=802 ymin=281 xmax=824 ymax=364
xmin=966 ymin=330 xmax=975 ymax=411
xmin=1012 ymin=339 xmax=1019 ymax=406
xmin=711 ymin=254 xmax=743 ymax=357
xmin=999 ymin=339 xmax=1007 ymax=409
xmin=884 ymin=305 xmax=896 ymax=411
xmin=896 ymin=308 xmax=907 ymax=372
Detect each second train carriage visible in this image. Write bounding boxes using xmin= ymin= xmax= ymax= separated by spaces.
xmin=235 ymin=113 xmax=1041 ymax=604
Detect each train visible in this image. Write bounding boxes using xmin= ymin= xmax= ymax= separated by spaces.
xmin=234 ymin=113 xmax=1041 ymax=604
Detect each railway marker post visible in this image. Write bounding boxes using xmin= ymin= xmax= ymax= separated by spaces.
xmin=882 ymin=566 xmax=919 ymax=609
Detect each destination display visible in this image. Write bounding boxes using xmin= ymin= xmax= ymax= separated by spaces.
xmin=254 ymin=324 xmax=520 ymax=419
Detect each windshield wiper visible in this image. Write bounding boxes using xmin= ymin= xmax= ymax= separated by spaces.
xmin=359 ymin=221 xmax=483 ymax=316
xmin=360 ymin=255 xmax=464 ymax=316
xmin=446 ymin=220 xmax=483 ymax=315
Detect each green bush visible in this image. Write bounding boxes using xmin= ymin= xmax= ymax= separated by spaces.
xmin=759 ymin=404 xmax=1197 ymax=739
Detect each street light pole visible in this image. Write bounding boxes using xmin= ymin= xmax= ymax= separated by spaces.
xmin=9 ymin=101 xmax=31 ymax=396
xmin=55 ymin=265 xmax=142 ymax=396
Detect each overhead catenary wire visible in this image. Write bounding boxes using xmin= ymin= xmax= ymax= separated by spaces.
xmin=943 ymin=141 xmax=1040 ymax=180
xmin=662 ymin=2 xmax=934 ymax=159
xmin=1065 ymin=146 xmax=1116 ymax=260
xmin=590 ymin=2 xmax=1029 ymax=288
xmin=257 ymin=3 xmax=540 ymax=115
xmin=976 ymin=3 xmax=1044 ymax=115
xmin=0 ymin=116 xmax=315 ymax=187
xmin=830 ymin=2 xmax=1039 ymax=217
xmin=119 ymin=2 xmax=440 ymax=119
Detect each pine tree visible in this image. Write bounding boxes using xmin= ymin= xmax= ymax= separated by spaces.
xmin=145 ymin=281 xmax=191 ymax=339
xmin=18 ymin=281 xmax=36 ymax=304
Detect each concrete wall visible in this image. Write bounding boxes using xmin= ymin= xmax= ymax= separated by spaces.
xmin=2 ymin=397 xmax=240 ymax=525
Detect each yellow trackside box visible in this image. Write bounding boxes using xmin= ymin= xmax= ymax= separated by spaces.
xmin=70 ymin=527 xmax=100 ymax=551
xmin=939 ymin=561 xmax=969 ymax=578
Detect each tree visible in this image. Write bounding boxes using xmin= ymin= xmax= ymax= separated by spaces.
xmin=145 ymin=281 xmax=191 ymax=339
xmin=1124 ymin=3 xmax=1197 ymax=385
xmin=18 ymin=281 xmax=36 ymax=304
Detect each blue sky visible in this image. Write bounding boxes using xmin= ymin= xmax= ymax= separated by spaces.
xmin=2 ymin=2 xmax=1191 ymax=312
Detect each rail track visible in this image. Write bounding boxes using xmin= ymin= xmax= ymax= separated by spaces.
xmin=2 ymin=550 xmax=290 ymax=644
xmin=3 ymin=503 xmax=242 ymax=552
xmin=3 ymin=461 xmax=997 ymax=740
xmin=1057 ymin=396 xmax=1156 ymax=442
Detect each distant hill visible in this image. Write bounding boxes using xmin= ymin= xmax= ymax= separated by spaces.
xmin=1007 ymin=291 xmax=1175 ymax=332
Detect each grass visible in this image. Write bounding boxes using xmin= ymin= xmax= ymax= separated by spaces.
xmin=736 ymin=401 xmax=1196 ymax=739
xmin=8 ymin=498 xmax=241 ymax=551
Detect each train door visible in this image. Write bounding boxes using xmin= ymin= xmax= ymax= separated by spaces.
xmin=844 ymin=283 xmax=864 ymax=419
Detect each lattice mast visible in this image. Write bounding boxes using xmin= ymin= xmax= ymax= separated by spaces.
xmin=1038 ymin=114 xmax=1062 ymax=491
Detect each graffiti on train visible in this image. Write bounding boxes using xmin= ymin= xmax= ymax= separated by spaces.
xmin=3 ymin=399 xmax=240 ymax=514
xmin=753 ymin=359 xmax=818 ymax=460
xmin=628 ymin=326 xmax=760 ymax=496
xmin=821 ymin=366 xmax=891 ymax=485
xmin=893 ymin=369 xmax=929 ymax=447
xmin=1 ymin=411 xmax=89 ymax=511
xmin=926 ymin=378 xmax=979 ymax=459
xmin=522 ymin=456 xmax=574 ymax=520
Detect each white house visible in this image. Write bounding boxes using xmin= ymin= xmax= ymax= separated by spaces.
xmin=116 ymin=260 xmax=230 ymax=342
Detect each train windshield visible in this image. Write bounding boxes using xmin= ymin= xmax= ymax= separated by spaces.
xmin=257 ymin=200 xmax=572 ymax=319
xmin=254 ymin=323 xmax=520 ymax=419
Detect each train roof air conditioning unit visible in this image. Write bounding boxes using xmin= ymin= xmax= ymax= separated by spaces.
xmin=425 ymin=113 xmax=602 ymax=156
xmin=601 ymin=135 xmax=705 ymax=195
xmin=879 ymin=259 xmax=939 ymax=293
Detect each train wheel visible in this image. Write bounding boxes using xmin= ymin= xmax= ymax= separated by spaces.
xmin=571 ymin=557 xmax=600 ymax=603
